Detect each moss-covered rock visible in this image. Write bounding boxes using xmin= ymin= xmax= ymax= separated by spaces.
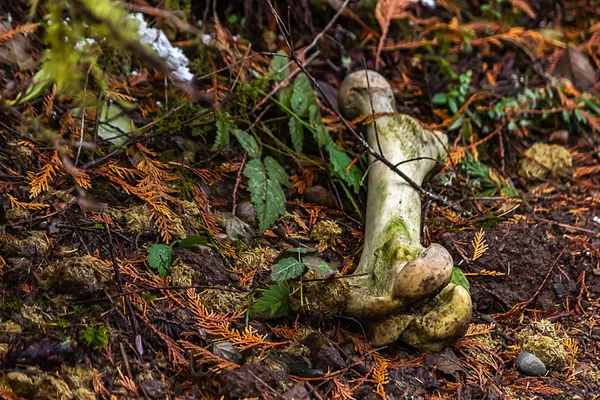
xmin=517 ymin=320 xmax=569 ymax=369
xmin=41 ymin=255 xmax=110 ymax=295
xmin=519 ymin=143 xmax=572 ymax=179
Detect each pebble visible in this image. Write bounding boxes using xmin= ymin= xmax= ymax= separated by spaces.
xmin=235 ymin=201 xmax=257 ymax=228
xmin=516 ymin=351 xmax=546 ymax=376
xmin=303 ymin=185 xmax=337 ymax=208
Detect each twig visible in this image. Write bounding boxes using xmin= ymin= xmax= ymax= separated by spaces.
xmin=104 ymin=222 xmax=141 ymax=356
xmin=232 ymin=153 xmax=247 ymax=216
xmin=265 ymin=0 xmax=449 ymax=205
xmin=75 ymin=284 xmax=249 ymax=305
xmin=299 ymin=0 xmax=351 ymax=58
xmin=363 ymin=59 xmax=384 ymax=158
xmin=75 ymin=64 xmax=93 ymax=166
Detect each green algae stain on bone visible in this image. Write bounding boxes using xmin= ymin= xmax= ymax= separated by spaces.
xmin=366 ymin=216 xmax=416 ymax=295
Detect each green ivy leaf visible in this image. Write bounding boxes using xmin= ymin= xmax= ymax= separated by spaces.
xmin=269 ymin=50 xmax=289 ymax=82
xmin=271 ymin=257 xmax=304 ymax=281
xmin=147 ymin=244 xmax=174 ymax=278
xmin=450 ymin=267 xmax=470 ymax=293
xmin=264 ymin=156 xmax=291 ymax=188
xmin=178 ymin=234 xmax=208 ymax=248
xmin=288 ymin=117 xmax=304 ymax=154
xmin=244 ymin=159 xmax=287 ymax=233
xmin=233 ymin=129 xmax=260 ymax=159
xmin=291 ymin=73 xmax=314 ymax=116
xmin=327 ymin=143 xmax=362 ymax=193
xmin=252 ymin=283 xmax=290 ymax=318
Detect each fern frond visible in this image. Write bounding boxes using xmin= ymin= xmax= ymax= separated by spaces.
xmin=471 ymin=228 xmax=488 ymax=261
xmin=180 ymin=341 xmax=239 ymax=373
xmin=8 ymin=194 xmax=49 ymax=210
xmin=371 ymin=354 xmax=390 ymax=399
xmin=29 ymin=163 xmax=58 ymax=198
xmin=507 ymin=0 xmax=536 ymax=18
xmin=0 ymin=23 xmax=40 ymax=46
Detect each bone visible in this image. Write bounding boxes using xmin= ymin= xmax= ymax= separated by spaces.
xmin=338 ymin=70 xmax=472 ymax=349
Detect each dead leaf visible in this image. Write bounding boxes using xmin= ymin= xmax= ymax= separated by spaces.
xmin=553 ymin=47 xmax=599 ymax=92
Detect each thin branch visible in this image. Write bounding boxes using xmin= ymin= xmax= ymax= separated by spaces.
xmin=265 ymin=0 xmax=448 ymax=205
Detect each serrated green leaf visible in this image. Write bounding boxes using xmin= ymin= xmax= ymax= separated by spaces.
xmin=432 ymin=92 xmax=447 ymax=104
xmin=450 ymin=267 xmax=470 ymax=293
xmin=288 ymin=117 xmax=304 ymax=153
xmin=309 ymin=104 xmax=322 ymax=125
xmin=178 ymin=234 xmax=208 ymax=248
xmin=212 ymin=113 xmax=232 ymax=151
xmin=306 ymin=260 xmax=334 ymax=276
xmin=264 ymin=156 xmax=290 ymax=188
xmin=233 ymin=129 xmax=260 ymax=158
xmin=327 ymin=143 xmax=362 ymax=193
xmin=291 ymin=73 xmax=314 ymax=116
xmin=314 ymin=125 xmax=333 ymax=148
xmin=147 ymin=244 xmax=173 ymax=278
xmin=271 ymin=257 xmax=304 ymax=281
xmin=244 ymin=159 xmax=287 ymax=233
xmin=270 ymin=50 xmax=290 ymax=82
xmin=279 ymin=86 xmax=293 ymax=109
xmin=252 ymin=283 xmax=290 ymax=318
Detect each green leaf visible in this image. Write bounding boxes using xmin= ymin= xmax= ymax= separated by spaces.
xmin=314 ymin=125 xmax=333 ymax=148
xmin=306 ymin=260 xmax=334 ymax=276
xmin=178 ymin=234 xmax=208 ymax=248
xmin=448 ymin=115 xmax=464 ymax=131
xmin=450 ymin=267 xmax=470 ymax=293
xmin=252 ymin=283 xmax=290 ymax=318
xmin=212 ymin=112 xmax=232 ymax=151
xmin=233 ymin=129 xmax=260 ymax=158
xmin=309 ymin=104 xmax=322 ymax=125
xmin=271 ymin=257 xmax=304 ymax=281
xmin=279 ymin=87 xmax=293 ymax=109
xmin=432 ymin=92 xmax=447 ymax=104
xmin=288 ymin=117 xmax=304 ymax=153
xmin=264 ymin=156 xmax=290 ymax=188
xmin=244 ymin=159 xmax=287 ymax=233
xmin=327 ymin=143 xmax=362 ymax=193
xmin=147 ymin=244 xmax=174 ymax=278
xmin=270 ymin=50 xmax=289 ymax=82
xmin=448 ymin=98 xmax=458 ymax=114
xmin=287 ymin=247 xmax=312 ymax=254
xmin=291 ymin=73 xmax=314 ymax=116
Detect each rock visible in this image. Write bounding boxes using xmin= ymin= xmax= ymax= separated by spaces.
xmin=516 ymin=351 xmax=546 ymax=376
xmin=553 ymin=46 xmax=598 ymax=92
xmin=303 ymin=185 xmax=337 ymax=208
xmin=549 ymin=130 xmax=569 ymax=145
xmin=41 ymin=256 xmax=110 ymax=295
xmin=222 ymin=212 xmax=254 ymax=243
xmin=235 ymin=201 xmax=258 ymax=227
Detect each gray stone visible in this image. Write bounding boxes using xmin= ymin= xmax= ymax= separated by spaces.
xmin=516 ymin=351 xmax=546 ymax=376
xmin=235 ymin=201 xmax=258 ymax=228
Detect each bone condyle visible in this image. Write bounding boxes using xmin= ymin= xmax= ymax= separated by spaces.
xmin=338 ymin=70 xmax=472 ymax=350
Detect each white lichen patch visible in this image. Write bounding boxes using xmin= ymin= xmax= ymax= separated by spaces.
xmin=131 ymin=13 xmax=194 ymax=82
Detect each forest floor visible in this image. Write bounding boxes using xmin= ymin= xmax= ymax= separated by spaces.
xmin=0 ymin=0 xmax=599 ymax=399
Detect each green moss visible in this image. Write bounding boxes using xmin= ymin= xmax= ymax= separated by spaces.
xmin=519 ymin=143 xmax=572 ymax=179
xmin=380 ymin=215 xmax=411 ymax=245
xmin=381 ymin=115 xmax=429 ymax=160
